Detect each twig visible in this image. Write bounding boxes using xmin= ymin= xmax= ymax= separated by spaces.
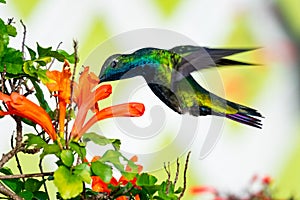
xmin=0 ymin=182 xmax=22 ymax=200
xmin=174 ymin=158 xmax=180 ymax=187
xmin=178 ymin=151 xmax=191 ymax=200
xmin=66 ymin=40 xmax=79 ymax=143
xmin=0 ymin=118 xmax=23 ymax=168
xmin=39 ymin=159 xmax=49 ymax=198
xmin=7 ymin=18 xmax=13 ymax=25
xmin=10 ymin=133 xmax=24 ymax=182
xmin=164 ymin=162 xmax=171 ymax=194
xmin=48 ymin=41 xmax=63 ymax=70
xmin=20 ymin=20 xmax=26 ymax=60
xmin=0 ymin=172 xmax=54 ymax=180
xmin=14 ymin=117 xmax=24 ymax=181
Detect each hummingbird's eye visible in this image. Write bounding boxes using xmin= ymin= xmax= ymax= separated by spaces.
xmin=111 ymin=60 xmax=118 ymax=68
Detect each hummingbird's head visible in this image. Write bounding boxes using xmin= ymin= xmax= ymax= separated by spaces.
xmin=99 ymin=54 xmax=128 ymax=82
xmin=99 ymin=48 xmax=157 ymax=83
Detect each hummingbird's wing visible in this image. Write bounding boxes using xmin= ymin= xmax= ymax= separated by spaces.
xmin=169 ymin=45 xmax=257 ymax=92
xmin=169 ymin=45 xmax=256 ymax=80
xmin=147 ymin=83 xmax=183 ymax=114
xmin=175 ymin=75 xmax=263 ymax=128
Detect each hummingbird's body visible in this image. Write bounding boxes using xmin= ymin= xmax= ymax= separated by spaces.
xmin=99 ymin=46 xmax=263 ymax=128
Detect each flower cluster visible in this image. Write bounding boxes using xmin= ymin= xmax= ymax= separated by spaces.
xmin=1 ymin=61 xmax=145 ymax=143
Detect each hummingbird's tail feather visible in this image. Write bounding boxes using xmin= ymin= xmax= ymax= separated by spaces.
xmin=226 ymin=113 xmax=263 ymax=129
xmin=224 ymin=100 xmax=263 ymax=128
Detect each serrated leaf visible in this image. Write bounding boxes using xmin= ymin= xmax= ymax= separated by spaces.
xmin=6 ymin=24 xmax=17 ymax=37
xmin=137 ymin=173 xmax=158 ymax=186
xmin=40 ymin=143 xmax=60 ymax=159
xmin=19 ymin=191 xmax=34 ymax=200
xmin=26 ymin=45 xmax=36 ymax=60
xmin=61 ymin=150 xmax=74 ymax=167
xmin=91 ymin=161 xmax=112 ymax=183
xmin=25 ymin=133 xmax=47 ymax=148
xmin=73 ymin=163 xmax=91 ymax=183
xmin=24 ymin=178 xmax=44 ymax=192
xmin=69 ymin=141 xmax=86 ymax=159
xmin=53 ymin=166 xmax=83 ymax=199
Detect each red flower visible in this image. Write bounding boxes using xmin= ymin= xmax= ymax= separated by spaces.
xmin=0 ymin=92 xmax=56 ymax=140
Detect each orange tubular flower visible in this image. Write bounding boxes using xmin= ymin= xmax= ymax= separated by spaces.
xmin=46 ymin=61 xmax=71 ymax=137
xmin=70 ymin=67 xmax=145 ymax=141
xmin=73 ymin=102 xmax=145 ymax=141
xmin=0 ymin=92 xmax=56 ymax=140
xmin=71 ymin=67 xmax=112 ymax=138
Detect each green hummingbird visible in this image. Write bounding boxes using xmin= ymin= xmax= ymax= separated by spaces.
xmin=99 ymin=45 xmax=263 ymax=128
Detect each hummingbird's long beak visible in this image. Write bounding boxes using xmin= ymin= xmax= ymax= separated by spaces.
xmin=98 ymin=74 xmax=106 ymax=83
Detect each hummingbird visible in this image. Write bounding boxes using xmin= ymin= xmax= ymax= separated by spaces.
xmin=99 ymin=45 xmax=263 ymax=128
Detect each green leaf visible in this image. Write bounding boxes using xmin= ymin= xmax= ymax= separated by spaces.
xmin=25 ymin=133 xmax=47 ymax=148
xmin=33 ymin=191 xmax=48 ymax=200
xmin=0 ymin=168 xmax=23 ymax=194
xmin=41 ymin=143 xmax=60 ymax=159
xmin=57 ymin=49 xmax=76 ymax=63
xmin=31 ymin=79 xmax=52 ymax=112
xmin=23 ymin=61 xmax=50 ymax=83
xmin=53 ymin=166 xmax=83 ymax=199
xmin=100 ymin=150 xmax=138 ymax=179
xmin=82 ymin=132 xmax=121 ymax=150
xmin=69 ymin=141 xmax=86 ymax=159
xmin=99 ymin=150 xmax=124 ymax=172
xmin=61 ymin=150 xmax=74 ymax=167
xmin=0 ymin=167 xmax=13 ymax=175
xmin=6 ymin=24 xmax=17 ymax=37
xmin=137 ymin=173 xmax=158 ymax=186
xmin=35 ymin=56 xmax=52 ymax=66
xmin=37 ymin=43 xmax=52 ymax=58
xmin=26 ymin=45 xmax=36 ymax=60
xmin=24 ymin=178 xmax=44 ymax=192
xmin=91 ymin=161 xmax=112 ymax=183
xmin=0 ymin=18 xmax=9 ymax=58
xmin=73 ymin=163 xmax=91 ymax=183
xmin=19 ymin=191 xmax=34 ymax=200
xmin=0 ymin=0 xmax=6 ymax=3
xmin=0 ymin=47 xmax=24 ymax=74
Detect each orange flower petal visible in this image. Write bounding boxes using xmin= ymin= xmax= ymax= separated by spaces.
xmin=74 ymin=103 xmax=145 ymax=140
xmin=91 ymin=176 xmax=110 ymax=193
xmin=0 ymin=92 xmax=56 ymax=140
